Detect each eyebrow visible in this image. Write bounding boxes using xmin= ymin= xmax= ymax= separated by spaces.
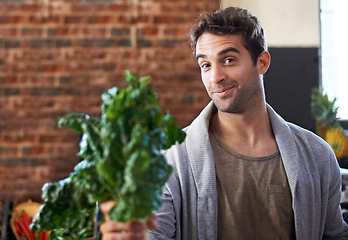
xmin=196 ymin=47 xmax=241 ymax=61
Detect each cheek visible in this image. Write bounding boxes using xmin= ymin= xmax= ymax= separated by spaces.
xmin=234 ymin=67 xmax=254 ymax=83
xmin=200 ymin=71 xmax=210 ymax=86
xmin=232 ymin=67 xmax=248 ymax=78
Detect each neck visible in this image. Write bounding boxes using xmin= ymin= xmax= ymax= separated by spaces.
xmin=211 ymin=103 xmax=278 ymax=157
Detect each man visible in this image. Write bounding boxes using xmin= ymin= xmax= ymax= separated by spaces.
xmin=100 ymin=6 xmax=348 ymax=239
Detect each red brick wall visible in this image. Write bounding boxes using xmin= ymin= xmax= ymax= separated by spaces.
xmin=0 ymin=0 xmax=219 ymax=207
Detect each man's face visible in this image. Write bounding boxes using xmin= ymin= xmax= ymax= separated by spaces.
xmin=196 ymin=33 xmax=265 ymax=114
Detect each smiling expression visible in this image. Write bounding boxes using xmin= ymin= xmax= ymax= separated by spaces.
xmin=196 ymin=33 xmax=267 ymax=114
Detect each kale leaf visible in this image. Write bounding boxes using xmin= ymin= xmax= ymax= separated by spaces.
xmin=30 ymin=71 xmax=186 ymax=238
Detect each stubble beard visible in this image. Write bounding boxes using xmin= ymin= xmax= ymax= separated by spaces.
xmin=212 ymin=76 xmax=263 ymax=115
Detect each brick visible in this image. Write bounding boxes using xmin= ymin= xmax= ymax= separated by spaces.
xmin=24 ymin=87 xmax=64 ymax=96
xmin=70 ymin=4 xmax=91 ymax=12
xmin=133 ymin=16 xmax=151 ymax=24
xmin=64 ymin=16 xmax=84 ymax=24
xmin=137 ymin=27 xmax=158 ymax=37
xmin=28 ymin=15 xmax=60 ymax=24
xmin=21 ymin=27 xmax=43 ymax=37
xmin=138 ymin=1 xmax=161 ymax=14
xmin=22 ymin=146 xmax=45 ymax=155
xmin=180 ymin=93 xmax=195 ymax=104
xmin=0 ymin=147 xmax=17 ymax=156
xmin=118 ymin=38 xmax=131 ymax=47
xmin=86 ymin=16 xmax=115 ymax=24
xmin=163 ymin=27 xmax=189 ymax=37
xmin=64 ymin=49 xmax=108 ymax=60
xmin=0 ymin=28 xmax=17 ymax=37
xmin=156 ymin=39 xmax=188 ymax=48
xmin=30 ymin=158 xmax=47 ymax=167
xmin=76 ymin=38 xmax=115 ymax=48
xmin=56 ymin=39 xmax=72 ymax=48
xmin=110 ymin=27 xmax=130 ymax=36
xmin=0 ymin=120 xmax=55 ymax=134
xmin=19 ymin=75 xmax=56 ymax=85
xmin=0 ymin=100 xmax=8 ymax=112
xmin=109 ymin=4 xmax=130 ymax=12
xmin=12 ymin=50 xmax=40 ymax=61
xmin=3 ymin=134 xmax=36 ymax=143
xmin=89 ymin=4 xmax=109 ymax=11
xmin=101 ymin=62 xmax=116 ymax=71
xmin=177 ymin=73 xmax=197 ymax=82
xmin=0 ymin=39 xmax=20 ymax=48
xmin=72 ymin=97 xmax=102 ymax=110
xmin=13 ymin=97 xmax=56 ymax=108
xmin=66 ymin=87 xmax=83 ymax=96
xmin=34 ymin=64 xmax=64 ymax=73
xmin=0 ymin=87 xmax=20 ymax=96
xmin=154 ymin=16 xmax=186 ymax=24
xmin=59 ymin=75 xmax=72 ymax=85
xmin=24 ymin=39 xmax=71 ymax=48
xmin=137 ymin=39 xmax=152 ymax=48
xmin=49 ymin=156 xmax=79 ymax=173
xmin=47 ymin=27 xmax=69 ymax=36
xmin=85 ymin=0 xmax=115 ymax=3
xmin=117 ymin=15 xmax=132 ymax=24
xmin=19 ymin=4 xmax=41 ymax=12
xmin=82 ymin=27 xmax=107 ymax=37
xmin=0 ymin=16 xmax=27 ymax=24
xmin=0 ymin=158 xmax=46 ymax=167
xmin=0 ymin=3 xmax=20 ymax=10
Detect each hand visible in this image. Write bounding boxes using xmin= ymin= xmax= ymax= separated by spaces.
xmin=99 ymin=201 xmax=158 ymax=240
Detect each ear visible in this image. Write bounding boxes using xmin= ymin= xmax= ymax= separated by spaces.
xmin=257 ymin=51 xmax=271 ymax=74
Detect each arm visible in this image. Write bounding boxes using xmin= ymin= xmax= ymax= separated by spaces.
xmin=323 ymin=152 xmax=348 ymax=239
xmin=149 ymin=184 xmax=177 ymax=240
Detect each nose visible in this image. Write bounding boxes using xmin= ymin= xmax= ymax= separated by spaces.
xmin=210 ymin=65 xmax=226 ymax=84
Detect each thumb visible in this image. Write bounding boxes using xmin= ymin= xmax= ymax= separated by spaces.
xmin=146 ymin=214 xmax=159 ymax=230
xmin=99 ymin=201 xmax=116 ymax=221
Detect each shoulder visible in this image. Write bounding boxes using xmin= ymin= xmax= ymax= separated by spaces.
xmin=267 ymin=104 xmax=337 ymax=173
xmin=267 ymin=104 xmax=333 ymax=157
xmin=285 ymin=121 xmax=340 ymax=180
xmin=164 ymin=102 xmax=214 ymax=165
xmin=287 ymin=122 xmax=333 ymax=157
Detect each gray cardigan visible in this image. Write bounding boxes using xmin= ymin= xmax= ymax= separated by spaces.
xmin=150 ymin=102 xmax=348 ymax=240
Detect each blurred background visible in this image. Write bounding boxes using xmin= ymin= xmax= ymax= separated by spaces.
xmin=0 ymin=0 xmax=217 ymax=205
xmin=1 ymin=0 xmax=347 ymax=237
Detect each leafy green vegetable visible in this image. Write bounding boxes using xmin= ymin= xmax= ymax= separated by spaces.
xmin=30 ymin=71 xmax=186 ymax=238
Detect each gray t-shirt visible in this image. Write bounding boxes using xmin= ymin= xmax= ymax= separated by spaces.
xmin=209 ymin=124 xmax=296 ymax=240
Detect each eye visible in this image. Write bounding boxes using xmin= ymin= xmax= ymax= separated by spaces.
xmin=199 ymin=62 xmax=211 ymax=70
xmin=224 ymin=57 xmax=236 ymax=64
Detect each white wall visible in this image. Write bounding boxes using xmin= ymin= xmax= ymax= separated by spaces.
xmin=221 ymin=0 xmax=320 ymax=47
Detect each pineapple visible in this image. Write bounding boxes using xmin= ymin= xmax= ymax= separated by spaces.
xmin=325 ymin=127 xmax=348 ymax=160
xmin=311 ymin=88 xmax=348 ymax=160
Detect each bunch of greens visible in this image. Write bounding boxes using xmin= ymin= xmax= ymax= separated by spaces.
xmin=30 ymin=71 xmax=186 ymax=238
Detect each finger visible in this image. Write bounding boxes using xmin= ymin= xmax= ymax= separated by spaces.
xmin=146 ymin=214 xmax=158 ymax=230
xmin=100 ymin=201 xmax=117 ymax=221
xmin=100 ymin=201 xmax=117 ymax=214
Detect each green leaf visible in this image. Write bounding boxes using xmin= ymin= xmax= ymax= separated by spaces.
xmin=32 ymin=70 xmax=186 ymax=237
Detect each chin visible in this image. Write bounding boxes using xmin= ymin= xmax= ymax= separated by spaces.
xmin=214 ymin=101 xmax=234 ymax=113
xmin=213 ymin=100 xmax=244 ymax=114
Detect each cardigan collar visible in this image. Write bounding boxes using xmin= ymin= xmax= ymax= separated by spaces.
xmin=184 ymin=101 xmax=300 ymax=239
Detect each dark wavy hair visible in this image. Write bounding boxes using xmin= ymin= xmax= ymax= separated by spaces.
xmin=190 ymin=7 xmax=267 ymax=65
